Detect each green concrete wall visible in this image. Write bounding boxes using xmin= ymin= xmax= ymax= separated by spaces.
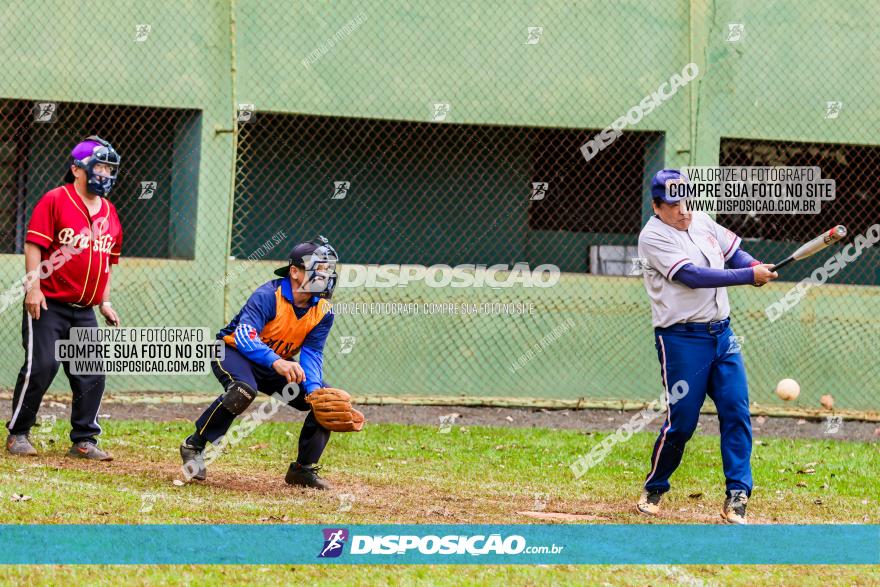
xmin=0 ymin=0 xmax=877 ymax=409
xmin=0 ymin=0 xmax=235 ymax=393
xmin=224 ymin=260 xmax=880 ymax=411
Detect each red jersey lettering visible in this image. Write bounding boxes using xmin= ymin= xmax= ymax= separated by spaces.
xmin=25 ymin=184 xmax=123 ymax=306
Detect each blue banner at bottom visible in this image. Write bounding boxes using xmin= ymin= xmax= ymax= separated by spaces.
xmin=0 ymin=524 xmax=876 ymax=565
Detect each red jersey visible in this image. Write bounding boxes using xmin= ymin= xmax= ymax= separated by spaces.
xmin=25 ymin=184 xmax=123 ymax=306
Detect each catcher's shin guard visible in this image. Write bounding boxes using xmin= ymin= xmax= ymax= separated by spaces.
xmin=221 ymin=381 xmax=257 ymax=415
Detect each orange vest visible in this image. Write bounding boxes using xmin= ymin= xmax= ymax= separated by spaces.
xmin=223 ymin=285 xmax=331 ymax=360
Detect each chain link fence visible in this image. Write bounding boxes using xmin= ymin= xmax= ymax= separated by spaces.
xmin=0 ymin=100 xmax=201 ymax=259
xmin=1 ymin=1 xmax=878 ymax=411
xmin=0 ymin=1 xmax=233 ymax=394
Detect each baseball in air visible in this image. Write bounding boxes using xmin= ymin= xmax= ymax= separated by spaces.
xmin=775 ymin=378 xmax=800 ymax=401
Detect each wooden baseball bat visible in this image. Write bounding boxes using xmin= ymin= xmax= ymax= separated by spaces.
xmin=770 ymin=225 xmax=847 ymax=270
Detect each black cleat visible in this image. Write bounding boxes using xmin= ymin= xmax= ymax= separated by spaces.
xmin=285 ymin=463 xmax=331 ymax=490
xmin=180 ymin=443 xmax=207 ymax=481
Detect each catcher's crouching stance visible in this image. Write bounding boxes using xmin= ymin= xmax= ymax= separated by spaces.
xmin=180 ymin=236 xmax=364 ymax=489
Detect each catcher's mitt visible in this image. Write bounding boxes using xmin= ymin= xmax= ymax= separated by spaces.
xmin=306 ymin=387 xmax=365 ymax=432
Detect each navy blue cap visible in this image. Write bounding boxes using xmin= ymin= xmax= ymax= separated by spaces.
xmin=650 ymin=168 xmax=687 ymax=204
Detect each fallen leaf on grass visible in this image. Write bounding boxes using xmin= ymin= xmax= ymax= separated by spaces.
xmin=796 ymin=481 xmax=807 ymax=488
xmin=248 ymin=443 xmax=268 ymax=451
xmin=797 ymin=468 xmax=816 ymax=475
xmin=11 ymin=494 xmax=31 ymax=502
xmin=172 ymin=480 xmax=185 ymax=487
xmin=688 ymin=492 xmax=703 ymax=499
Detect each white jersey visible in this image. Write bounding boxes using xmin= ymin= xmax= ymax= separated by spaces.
xmin=637 ymin=211 xmax=742 ymax=328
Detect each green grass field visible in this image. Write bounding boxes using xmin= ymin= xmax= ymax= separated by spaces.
xmin=1 ymin=418 xmax=878 ymax=585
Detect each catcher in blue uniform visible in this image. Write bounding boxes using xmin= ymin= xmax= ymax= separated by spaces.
xmin=180 ymin=236 xmax=364 ymax=489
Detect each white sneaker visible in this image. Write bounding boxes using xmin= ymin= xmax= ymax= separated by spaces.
xmin=637 ymin=490 xmax=663 ymax=516
xmin=721 ymin=491 xmax=748 ymax=524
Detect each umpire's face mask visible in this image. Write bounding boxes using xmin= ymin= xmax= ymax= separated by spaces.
xmin=77 ymin=143 xmax=121 ymax=197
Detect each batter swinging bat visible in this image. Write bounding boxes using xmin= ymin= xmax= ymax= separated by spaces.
xmin=770 ymin=225 xmax=847 ymax=270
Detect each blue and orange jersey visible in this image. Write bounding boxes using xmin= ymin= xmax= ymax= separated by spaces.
xmin=218 ymin=278 xmax=334 ymax=393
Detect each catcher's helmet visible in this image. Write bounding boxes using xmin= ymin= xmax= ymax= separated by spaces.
xmin=64 ymin=135 xmax=121 ymax=196
xmin=274 ymin=235 xmax=339 ymax=299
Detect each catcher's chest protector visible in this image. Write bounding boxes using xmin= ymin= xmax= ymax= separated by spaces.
xmin=225 ymin=287 xmax=331 ymax=359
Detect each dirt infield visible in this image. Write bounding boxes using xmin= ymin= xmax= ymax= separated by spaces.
xmin=2 ymin=392 xmax=878 ymax=443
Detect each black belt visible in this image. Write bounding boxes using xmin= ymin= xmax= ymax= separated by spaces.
xmin=46 ymin=298 xmax=90 ymax=309
xmin=657 ymin=318 xmax=730 ymax=334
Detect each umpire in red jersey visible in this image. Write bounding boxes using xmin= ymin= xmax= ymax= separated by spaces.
xmin=5 ymin=136 xmax=123 ymax=460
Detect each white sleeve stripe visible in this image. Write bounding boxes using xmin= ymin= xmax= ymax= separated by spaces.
xmin=234 ymin=323 xmax=260 ymax=351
